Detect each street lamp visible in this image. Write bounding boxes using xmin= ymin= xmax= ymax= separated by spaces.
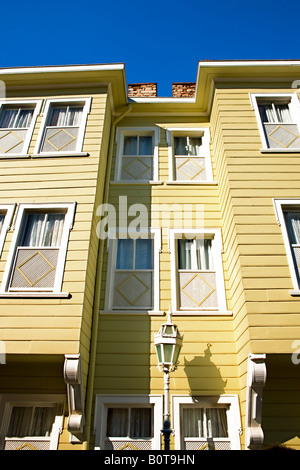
xmin=154 ymin=307 xmax=183 ymax=450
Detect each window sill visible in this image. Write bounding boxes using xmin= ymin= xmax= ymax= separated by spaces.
xmin=31 ymin=152 xmax=89 ymax=158
xmin=172 ymin=310 xmax=232 ymax=316
xmin=100 ymin=310 xmax=164 ymax=316
xmin=260 ymin=148 xmax=300 ymax=153
xmin=290 ymin=290 xmax=300 ymax=296
xmin=165 ymin=180 xmax=218 ymax=185
xmin=110 ymin=180 xmax=163 ymax=185
xmin=0 ymin=292 xmax=70 ymax=298
xmin=0 ymin=153 xmax=31 ymax=159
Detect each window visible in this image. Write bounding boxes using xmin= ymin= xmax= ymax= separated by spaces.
xmin=105 ymin=229 xmax=161 ymax=312
xmin=93 ymin=395 xmax=163 ymax=450
xmin=1 ymin=203 xmax=76 ymax=295
xmin=167 ymin=128 xmax=213 ymax=182
xmin=115 ymin=127 xmax=159 ymax=182
xmin=172 ymin=396 xmax=241 ymax=450
xmin=251 ymin=93 xmax=300 ymax=150
xmin=169 ymin=229 xmax=228 ymax=313
xmin=35 ymin=98 xmax=91 ymax=155
xmin=0 ymin=204 xmax=15 ymax=257
xmin=0 ymin=100 xmax=42 ymax=156
xmin=274 ymin=199 xmax=300 ymax=292
xmin=0 ymin=395 xmax=64 ymax=450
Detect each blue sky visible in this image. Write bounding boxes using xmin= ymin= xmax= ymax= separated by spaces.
xmin=1 ymin=0 xmax=300 ymax=96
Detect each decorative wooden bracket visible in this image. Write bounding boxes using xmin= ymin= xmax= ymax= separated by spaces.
xmin=63 ymin=354 xmax=85 ymax=442
xmin=245 ymin=353 xmax=267 ymax=449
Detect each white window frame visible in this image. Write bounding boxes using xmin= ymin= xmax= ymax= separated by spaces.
xmin=0 ymin=100 xmax=42 ymax=157
xmin=0 ymin=202 xmax=76 ymax=296
xmin=34 ymin=97 xmax=91 ymax=156
xmin=104 ymin=228 xmax=161 ymax=314
xmin=166 ymin=127 xmax=213 ymax=183
xmin=0 ymin=394 xmax=64 ymax=450
xmin=273 ymin=198 xmax=300 ymax=294
xmin=250 ymin=93 xmax=300 ymax=152
xmin=169 ymin=228 xmax=229 ymax=314
xmin=172 ymin=395 xmax=241 ymax=450
xmin=114 ymin=127 xmax=160 ymax=183
xmin=0 ymin=204 xmax=15 ymax=257
xmin=93 ymin=395 xmax=163 ymax=450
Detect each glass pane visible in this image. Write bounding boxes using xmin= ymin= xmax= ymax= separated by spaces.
xmin=206 ymin=408 xmax=228 ymax=438
xmin=31 ymin=407 xmax=56 ymax=437
xmin=155 ymin=344 xmax=162 ymax=363
xmin=107 ymin=408 xmax=128 ymax=437
xmin=259 ymin=104 xmax=275 ymax=123
xmin=275 ymin=104 xmax=292 ymax=123
xmin=123 ymin=136 xmax=137 ymax=155
xmin=178 ymin=239 xmax=192 ymax=269
xmin=16 ymin=109 xmax=33 ymax=128
xmin=0 ymin=109 xmax=18 ymax=128
xmin=188 ymin=137 xmax=202 ymax=156
xmin=139 ymin=136 xmax=153 ymax=155
xmin=135 ymin=239 xmax=153 ymax=269
xmin=130 ymin=408 xmax=152 ymax=438
xmin=174 ymin=136 xmax=188 ymax=156
xmin=48 ymin=107 xmax=67 ymax=126
xmin=66 ymin=107 xmax=82 ymax=126
xmin=0 ymin=214 xmax=5 ymax=233
xmin=116 ymin=239 xmax=134 ymax=269
xmin=42 ymin=213 xmax=65 ymax=247
xmin=284 ymin=210 xmax=300 ymax=245
xmin=183 ymin=408 xmax=204 ymax=438
xmin=196 ymin=239 xmax=212 ymax=270
xmin=163 ymin=344 xmax=173 ymax=363
xmin=7 ymin=406 xmax=33 ymax=437
xmin=21 ymin=213 xmax=45 ymax=246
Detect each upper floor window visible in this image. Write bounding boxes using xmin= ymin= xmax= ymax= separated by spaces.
xmin=167 ymin=128 xmax=213 ymax=182
xmin=1 ymin=202 xmax=76 ymax=295
xmin=0 ymin=100 xmax=42 ymax=156
xmin=274 ymin=199 xmax=300 ymax=292
xmin=0 ymin=204 xmax=15 ymax=257
xmin=114 ymin=127 xmax=159 ymax=182
xmin=35 ymin=98 xmax=91 ymax=155
xmin=251 ymin=93 xmax=300 ymax=150
xmin=105 ymin=229 xmax=161 ymax=312
xmin=169 ymin=229 xmax=227 ymax=313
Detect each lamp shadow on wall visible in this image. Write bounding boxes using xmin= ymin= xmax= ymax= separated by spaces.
xmin=183 ymin=343 xmax=227 ymax=397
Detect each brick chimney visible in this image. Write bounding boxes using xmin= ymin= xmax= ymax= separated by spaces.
xmin=128 ymin=83 xmax=157 ymax=98
xmin=172 ymin=82 xmax=196 ymax=98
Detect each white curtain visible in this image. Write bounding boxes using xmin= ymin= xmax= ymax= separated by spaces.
xmin=188 ymin=137 xmax=202 ymax=156
xmin=0 ymin=108 xmax=33 ymax=129
xmin=174 ymin=137 xmax=202 ymax=156
xmin=183 ymin=407 xmax=228 ymax=438
xmin=49 ymin=106 xmax=82 ymax=127
xmin=285 ymin=211 xmax=300 ymax=245
xmin=259 ymin=103 xmax=292 ymax=123
xmin=7 ymin=406 xmax=55 ymax=437
xmin=106 ymin=407 xmax=151 ymax=438
xmin=22 ymin=213 xmax=65 ymax=247
xmin=174 ymin=137 xmax=188 ymax=156
xmin=178 ymin=239 xmax=212 ymax=270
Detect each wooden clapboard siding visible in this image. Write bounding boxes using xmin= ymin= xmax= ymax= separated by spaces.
xmin=0 ymin=89 xmax=110 ymax=368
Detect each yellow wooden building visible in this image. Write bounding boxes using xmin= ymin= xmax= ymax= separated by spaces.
xmin=0 ymin=60 xmax=300 ymax=451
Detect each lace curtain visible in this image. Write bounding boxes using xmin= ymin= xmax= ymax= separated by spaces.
xmin=259 ymin=103 xmax=292 ymax=123
xmin=178 ymin=239 xmax=212 ymax=270
xmin=7 ymin=406 xmax=56 ymax=437
xmin=183 ymin=407 xmax=228 ymax=438
xmin=106 ymin=407 xmax=152 ymax=438
xmin=48 ymin=106 xmax=82 ymax=127
xmin=0 ymin=108 xmax=33 ymax=129
xmin=285 ymin=211 xmax=300 ymax=245
xmin=174 ymin=137 xmax=202 ymax=156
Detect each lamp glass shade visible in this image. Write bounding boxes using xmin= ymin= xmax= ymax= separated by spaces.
xmin=163 ymin=344 xmax=174 ymax=364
